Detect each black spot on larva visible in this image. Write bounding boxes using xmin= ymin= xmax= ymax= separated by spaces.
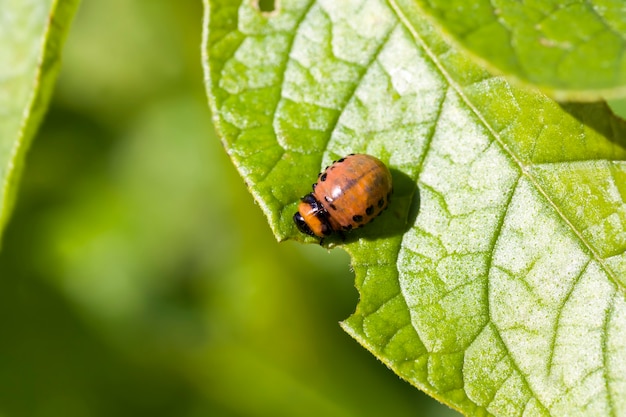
xmin=352 ymin=214 xmax=363 ymax=223
xmin=349 ymin=153 xmax=355 ymax=156
xmin=365 ymin=205 xmax=374 ymax=216
xmin=312 ymin=183 xmax=317 ymax=190
xmin=342 ymin=224 xmax=353 ymax=231
xmin=302 ymin=194 xmax=317 ymax=205
xmin=320 ymin=173 xmax=327 ymax=182
xmin=324 ymin=196 xmax=337 ymax=210
xmin=378 ymin=198 xmax=385 ymax=208
xmin=337 ymin=157 xmax=345 ymax=163
xmin=325 ymin=166 xmax=329 ymax=171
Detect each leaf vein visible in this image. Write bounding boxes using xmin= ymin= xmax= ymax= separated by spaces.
xmin=602 ymin=293 xmax=617 ymax=417
xmin=546 ymin=258 xmax=591 ymax=376
xmin=322 ymin=22 xmax=399 ymax=153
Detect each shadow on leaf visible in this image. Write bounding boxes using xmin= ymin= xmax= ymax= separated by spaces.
xmin=559 ymin=101 xmax=626 ymax=150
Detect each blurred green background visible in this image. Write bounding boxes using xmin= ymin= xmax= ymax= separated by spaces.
xmin=0 ymin=1 xmax=459 ymax=416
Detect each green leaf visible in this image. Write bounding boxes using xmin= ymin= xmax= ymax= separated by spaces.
xmin=0 ymin=0 xmax=79 ymax=240
xmin=413 ymin=0 xmax=626 ymax=100
xmin=204 ymin=0 xmax=626 ymax=415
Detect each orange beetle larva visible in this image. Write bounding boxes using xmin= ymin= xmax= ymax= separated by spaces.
xmin=293 ymin=153 xmax=393 ymax=239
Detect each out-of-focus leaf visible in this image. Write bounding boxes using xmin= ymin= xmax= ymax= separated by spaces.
xmin=205 ymin=0 xmax=626 ymax=415
xmin=414 ymin=0 xmax=626 ymax=100
xmin=0 ymin=0 xmax=79 ymax=239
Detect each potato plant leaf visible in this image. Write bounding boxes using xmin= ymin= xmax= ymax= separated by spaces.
xmin=414 ymin=0 xmax=626 ymax=100
xmin=0 ymin=0 xmax=79 ymax=240
xmin=204 ymin=0 xmax=626 ymax=415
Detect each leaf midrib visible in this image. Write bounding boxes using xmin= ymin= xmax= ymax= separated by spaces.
xmin=387 ymin=0 xmax=622 ymax=295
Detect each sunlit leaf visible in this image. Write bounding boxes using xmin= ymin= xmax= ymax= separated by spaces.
xmin=204 ymin=0 xmax=626 ymax=415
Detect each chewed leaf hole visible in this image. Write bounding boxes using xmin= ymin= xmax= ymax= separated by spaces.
xmin=253 ymin=0 xmax=278 ymax=14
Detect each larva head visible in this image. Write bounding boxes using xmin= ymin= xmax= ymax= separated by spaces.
xmin=293 ymin=194 xmax=332 ymax=238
